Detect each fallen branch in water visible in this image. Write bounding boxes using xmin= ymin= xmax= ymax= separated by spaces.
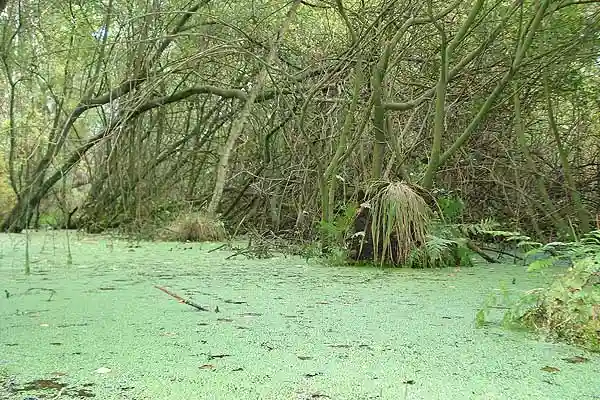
xmin=479 ymin=245 xmax=524 ymax=261
xmin=207 ymin=243 xmax=228 ymax=253
xmin=25 ymin=287 xmax=57 ymax=301
xmin=465 ymin=240 xmax=498 ymax=263
xmin=154 ymin=285 xmax=209 ymax=312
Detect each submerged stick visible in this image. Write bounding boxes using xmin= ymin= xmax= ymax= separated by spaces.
xmin=25 ymin=287 xmax=57 ymax=301
xmin=154 ymin=285 xmax=209 ymax=312
xmin=465 ymin=240 xmax=497 ymax=263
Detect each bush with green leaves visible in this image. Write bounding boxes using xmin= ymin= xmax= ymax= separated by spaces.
xmin=477 ymin=230 xmax=600 ymax=352
xmin=369 ymin=181 xmax=432 ymax=265
xmin=436 ymin=191 xmax=465 ymax=224
xmin=343 ymin=181 xmax=432 ymax=266
xmin=405 ymin=233 xmax=473 ymax=269
xmin=327 ymin=187 xmax=539 ymax=269
xmin=347 ymin=186 xmax=482 ymax=268
xmin=526 ymin=230 xmax=600 ymax=271
xmin=317 ymin=202 xmax=357 ymax=248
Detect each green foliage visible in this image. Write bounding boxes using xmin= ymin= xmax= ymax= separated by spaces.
xmin=402 ymin=217 xmax=474 ymax=269
xmin=0 ymin=367 xmax=14 ymax=398
xmin=300 ymin=241 xmax=323 ymax=262
xmin=459 ymin=218 xmax=528 ymax=244
xmin=37 ymin=213 xmax=59 ymax=227
xmin=516 ymin=253 xmax=600 ymax=352
xmin=300 ymin=242 xmax=352 ymax=269
xmin=458 ymin=218 xmax=541 ymax=260
xmin=323 ymin=246 xmax=353 ymax=267
xmin=317 ymin=202 xmax=356 ymax=246
xmin=526 ymin=230 xmax=600 ymax=272
xmin=436 ymin=192 xmax=465 ymax=223
xmin=415 ymin=218 xmax=528 ymax=269
xmin=405 ymin=234 xmax=473 ymax=269
xmin=475 ymin=282 xmax=513 ymax=328
xmin=312 ymin=202 xmax=360 ymax=266
xmin=476 ymin=230 xmax=600 ymax=352
xmin=1 ymin=0 xmax=598 ymax=242
xmin=346 ymin=185 xmax=474 ymax=268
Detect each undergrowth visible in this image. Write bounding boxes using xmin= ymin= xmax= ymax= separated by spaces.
xmin=476 ymin=230 xmax=600 ymax=352
xmin=406 ymin=223 xmax=473 ymax=269
xmin=161 ymin=211 xmax=227 ymax=242
xmin=312 ymin=190 xmax=525 ymax=268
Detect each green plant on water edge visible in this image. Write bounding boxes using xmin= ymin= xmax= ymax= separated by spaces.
xmin=97 ymin=208 xmax=228 ymax=243
xmin=308 ymin=190 xmax=480 ymax=269
xmin=302 ymin=202 xmax=358 ymax=266
xmin=436 ymin=191 xmax=465 ymax=224
xmin=304 ymin=236 xmax=355 ymax=268
xmin=405 ymin=233 xmax=474 ymax=269
xmin=403 ymin=217 xmax=532 ymax=269
xmin=317 ymin=202 xmax=357 ymax=247
xmin=0 ymin=366 xmax=12 ymax=395
xmin=319 ymin=181 xmax=437 ymax=268
xmin=404 ymin=192 xmax=519 ymax=269
xmin=307 ymin=221 xmax=479 ymax=269
xmin=475 ymin=230 xmax=600 ymax=352
xmin=37 ymin=212 xmax=59 ymax=228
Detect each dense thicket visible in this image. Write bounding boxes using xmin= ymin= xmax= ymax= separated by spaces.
xmin=0 ymin=0 xmax=599 ymax=239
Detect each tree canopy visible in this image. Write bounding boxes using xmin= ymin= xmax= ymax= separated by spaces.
xmin=0 ymin=0 xmax=599 ymax=239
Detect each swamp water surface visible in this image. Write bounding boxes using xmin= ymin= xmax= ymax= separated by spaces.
xmin=0 ymin=232 xmax=598 ymax=399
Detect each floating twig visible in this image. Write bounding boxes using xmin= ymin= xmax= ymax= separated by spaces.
xmin=154 ymin=285 xmax=209 ymax=312
xmin=25 ymin=288 xmax=57 ymax=301
xmin=207 ymin=243 xmax=228 ymax=253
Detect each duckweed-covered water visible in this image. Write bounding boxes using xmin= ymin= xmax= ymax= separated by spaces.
xmin=1 ymin=231 xmax=598 ymax=399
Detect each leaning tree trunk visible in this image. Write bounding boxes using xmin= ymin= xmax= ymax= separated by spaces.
xmin=1 ymin=193 xmax=37 ymax=232
xmin=0 ymin=1 xmax=208 ymax=232
xmin=206 ymin=0 xmax=301 ymax=215
xmin=543 ymin=72 xmax=590 ymax=233
xmin=513 ymin=80 xmax=568 ymax=236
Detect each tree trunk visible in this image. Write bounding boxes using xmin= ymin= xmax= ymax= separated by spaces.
xmin=422 ymin=5 xmax=449 ymax=189
xmin=207 ymin=0 xmax=302 ymax=215
xmin=0 ymin=1 xmax=209 ymax=232
xmin=513 ymin=81 xmax=568 ymax=236
xmin=543 ymin=72 xmax=590 ymax=233
xmin=437 ymin=0 xmax=549 ymax=168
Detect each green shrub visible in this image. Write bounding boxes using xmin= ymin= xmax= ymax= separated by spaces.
xmin=511 ymin=253 xmax=600 ymax=351
xmin=406 ymin=234 xmax=473 ymax=269
xmin=436 ymin=192 xmax=465 ymax=223
xmin=317 ymin=202 xmax=356 ymax=247
xmin=477 ymin=230 xmax=600 ymax=352
xmin=370 ymin=181 xmax=431 ymax=265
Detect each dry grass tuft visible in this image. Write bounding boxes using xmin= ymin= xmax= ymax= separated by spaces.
xmin=369 ymin=181 xmax=432 ymax=265
xmin=163 ymin=211 xmax=227 ymax=242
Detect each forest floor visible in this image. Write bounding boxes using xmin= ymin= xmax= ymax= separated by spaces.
xmin=0 ymin=231 xmax=598 ymax=400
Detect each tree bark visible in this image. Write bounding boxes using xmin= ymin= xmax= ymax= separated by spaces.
xmin=206 ymin=0 xmax=302 ymax=215
xmin=513 ymin=80 xmax=568 ymax=236
xmin=543 ymin=72 xmax=590 ymax=233
xmin=0 ymin=1 xmax=211 ymax=232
